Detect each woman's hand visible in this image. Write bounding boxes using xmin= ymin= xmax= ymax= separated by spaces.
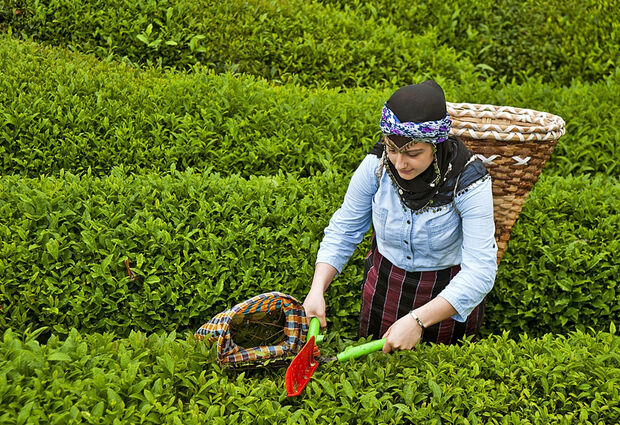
xmin=304 ymin=262 xmax=338 ymax=328
xmin=381 ymin=314 xmax=423 ymax=353
xmin=302 ymin=290 xmax=327 ymax=328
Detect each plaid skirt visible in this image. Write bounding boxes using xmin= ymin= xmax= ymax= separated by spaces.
xmin=359 ymin=237 xmax=485 ymax=344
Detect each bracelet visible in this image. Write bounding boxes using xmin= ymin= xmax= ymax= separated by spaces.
xmin=408 ymin=310 xmax=425 ymax=331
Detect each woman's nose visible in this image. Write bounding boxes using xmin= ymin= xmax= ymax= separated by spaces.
xmin=395 ymin=153 xmax=406 ymax=169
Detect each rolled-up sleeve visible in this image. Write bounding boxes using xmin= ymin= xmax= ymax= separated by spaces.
xmin=316 ymin=155 xmax=379 ymax=273
xmin=438 ymin=177 xmax=498 ymax=321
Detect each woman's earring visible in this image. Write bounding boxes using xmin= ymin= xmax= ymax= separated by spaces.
xmin=430 ymin=159 xmax=440 ymax=187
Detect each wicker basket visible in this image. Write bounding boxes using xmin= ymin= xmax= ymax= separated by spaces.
xmin=447 ymin=102 xmax=566 ymax=264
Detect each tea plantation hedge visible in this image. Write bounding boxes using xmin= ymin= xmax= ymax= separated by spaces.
xmin=0 ymin=0 xmax=483 ymax=88
xmin=1 ymin=36 xmax=618 ymax=179
xmin=2 ymin=0 xmax=617 ymax=87
xmin=1 ymin=170 xmax=617 ymax=339
xmin=1 ymin=4 xmax=619 ymax=422
xmin=0 ymin=169 xmax=340 ymax=337
xmin=1 ymin=327 xmax=618 ymax=424
xmin=486 ymin=175 xmax=619 ymax=337
xmin=323 ymin=0 xmax=619 ymax=86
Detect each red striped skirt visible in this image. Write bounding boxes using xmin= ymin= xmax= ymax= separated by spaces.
xmin=358 ymin=237 xmax=485 ymax=344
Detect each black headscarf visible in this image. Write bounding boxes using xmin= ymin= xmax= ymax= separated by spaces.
xmin=375 ymin=80 xmax=473 ymax=211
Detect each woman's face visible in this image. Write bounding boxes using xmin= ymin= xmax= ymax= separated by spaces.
xmin=384 ymin=136 xmax=435 ymax=180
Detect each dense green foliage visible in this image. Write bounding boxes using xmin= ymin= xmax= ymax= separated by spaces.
xmin=323 ymin=0 xmax=619 ymax=86
xmin=0 ymin=1 xmax=618 ymax=421
xmin=1 ymin=170 xmax=617 ymax=339
xmin=0 ymin=0 xmax=483 ymax=88
xmin=0 ymin=36 xmax=618 ymax=179
xmin=486 ymin=175 xmax=619 ymax=337
xmin=0 ymin=169 xmax=340 ymax=336
xmin=1 ymin=327 xmax=618 ymax=424
xmin=2 ymin=0 xmax=617 ymax=87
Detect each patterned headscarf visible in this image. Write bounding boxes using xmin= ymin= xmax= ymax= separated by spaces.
xmin=374 ymin=80 xmax=473 ymax=211
xmin=380 ymin=106 xmax=451 ymax=144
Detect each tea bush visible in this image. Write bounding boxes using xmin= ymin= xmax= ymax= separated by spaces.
xmin=0 ymin=0 xmax=483 ymax=88
xmin=0 ymin=169 xmax=342 ymax=336
xmin=485 ymin=175 xmax=619 ymax=338
xmin=2 ymin=0 xmax=617 ymax=87
xmin=1 ymin=3 xmax=618 ymax=423
xmin=0 ymin=327 xmax=617 ymax=424
xmin=321 ymin=0 xmax=619 ymax=86
xmin=1 ymin=36 xmax=618 ymax=179
xmin=1 ymin=170 xmax=617 ymax=338
xmin=0 ymin=35 xmax=377 ymax=178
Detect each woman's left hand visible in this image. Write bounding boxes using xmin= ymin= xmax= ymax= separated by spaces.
xmin=381 ymin=314 xmax=423 ymax=353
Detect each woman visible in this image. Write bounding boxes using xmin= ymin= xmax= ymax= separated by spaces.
xmin=303 ymin=80 xmax=497 ymax=353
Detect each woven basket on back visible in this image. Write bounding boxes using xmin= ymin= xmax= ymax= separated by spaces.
xmin=447 ymin=102 xmax=566 ymax=264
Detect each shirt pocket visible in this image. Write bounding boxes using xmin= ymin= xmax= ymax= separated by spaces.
xmin=372 ymin=206 xmax=388 ymax=240
xmin=427 ymin=209 xmax=461 ymax=252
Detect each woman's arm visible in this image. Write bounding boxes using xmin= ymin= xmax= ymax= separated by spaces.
xmin=304 ymin=155 xmax=379 ymax=326
xmin=438 ymin=176 xmax=497 ymax=321
xmin=314 ymin=155 xmax=379 ymax=273
xmin=382 ymin=296 xmax=456 ymax=352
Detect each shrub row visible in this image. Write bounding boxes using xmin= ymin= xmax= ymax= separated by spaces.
xmin=485 ymin=175 xmax=619 ymax=338
xmin=0 ymin=169 xmax=345 ymax=337
xmin=1 ymin=36 xmax=618 ymax=179
xmin=0 ymin=0 xmax=484 ymax=88
xmin=322 ymin=0 xmax=619 ymax=87
xmin=2 ymin=0 xmax=617 ymax=87
xmin=0 ymin=170 xmax=617 ymax=339
xmin=1 ymin=327 xmax=618 ymax=424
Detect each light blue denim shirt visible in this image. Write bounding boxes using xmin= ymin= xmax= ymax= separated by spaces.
xmin=316 ymin=154 xmax=498 ymax=322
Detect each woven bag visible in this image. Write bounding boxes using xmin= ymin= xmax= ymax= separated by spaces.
xmin=447 ymin=102 xmax=566 ymax=263
xmin=194 ymin=292 xmax=317 ymax=368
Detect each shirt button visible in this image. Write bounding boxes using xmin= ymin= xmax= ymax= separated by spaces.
xmin=407 ymin=256 xmax=411 ymax=260
xmin=404 ymin=240 xmax=408 ymax=244
xmin=407 ymin=220 xmax=411 ymax=224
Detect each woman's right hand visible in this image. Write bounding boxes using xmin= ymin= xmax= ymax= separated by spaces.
xmin=302 ymin=290 xmax=327 ymax=328
xmin=303 ymin=262 xmax=338 ymax=328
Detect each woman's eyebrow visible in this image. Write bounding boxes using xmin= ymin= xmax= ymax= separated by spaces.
xmin=388 ymin=144 xmax=425 ymax=153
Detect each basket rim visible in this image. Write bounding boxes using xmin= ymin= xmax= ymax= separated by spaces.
xmin=447 ymin=102 xmax=566 ymax=142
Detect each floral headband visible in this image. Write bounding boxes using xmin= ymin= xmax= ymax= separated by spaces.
xmin=379 ymin=103 xmax=452 ymax=145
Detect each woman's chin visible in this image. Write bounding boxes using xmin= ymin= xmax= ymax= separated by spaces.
xmin=398 ymin=171 xmax=419 ymax=180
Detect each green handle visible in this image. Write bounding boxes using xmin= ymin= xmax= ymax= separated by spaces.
xmin=307 ymin=317 xmax=321 ymax=341
xmin=336 ymin=338 xmax=386 ymax=362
